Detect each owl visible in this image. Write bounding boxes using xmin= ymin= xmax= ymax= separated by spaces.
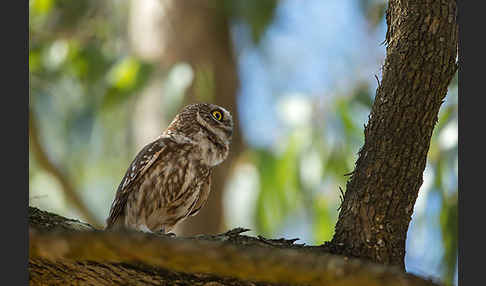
xmin=105 ymin=103 xmax=233 ymax=234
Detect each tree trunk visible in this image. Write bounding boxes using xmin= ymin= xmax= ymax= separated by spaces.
xmin=330 ymin=0 xmax=458 ymax=269
xmin=29 ymin=207 xmax=440 ymax=286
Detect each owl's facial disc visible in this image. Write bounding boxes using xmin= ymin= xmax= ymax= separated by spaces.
xmin=209 ymin=107 xmax=233 ymax=139
xmin=196 ymin=105 xmax=233 ymax=146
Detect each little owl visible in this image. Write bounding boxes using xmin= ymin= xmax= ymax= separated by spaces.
xmin=105 ymin=103 xmax=233 ymax=233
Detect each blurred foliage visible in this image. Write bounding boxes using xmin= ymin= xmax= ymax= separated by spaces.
xmin=194 ymin=63 xmax=216 ymax=103
xmin=221 ymin=0 xmax=278 ymax=43
xmin=431 ymin=74 xmax=458 ymax=285
xmin=358 ymin=0 xmax=388 ymax=28
xmin=250 ymin=84 xmax=374 ymax=243
xmin=29 ymin=0 xmax=155 ymax=222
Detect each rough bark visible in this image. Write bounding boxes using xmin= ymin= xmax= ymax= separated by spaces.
xmin=331 ymin=0 xmax=458 ymax=269
xmin=29 ymin=207 xmax=440 ymax=286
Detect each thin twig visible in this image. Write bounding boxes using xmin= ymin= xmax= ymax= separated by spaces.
xmin=343 ymin=170 xmax=354 ymax=176
xmin=337 ymin=186 xmax=345 ymax=211
xmin=29 ymin=108 xmax=102 ymax=228
xmin=374 ymin=74 xmax=381 ymax=89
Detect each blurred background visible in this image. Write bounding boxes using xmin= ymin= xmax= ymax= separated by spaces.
xmin=29 ymin=0 xmax=458 ymax=285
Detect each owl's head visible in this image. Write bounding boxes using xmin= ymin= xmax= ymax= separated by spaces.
xmin=165 ymin=103 xmax=233 ymax=165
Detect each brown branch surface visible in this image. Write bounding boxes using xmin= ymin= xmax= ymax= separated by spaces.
xmin=331 ymin=0 xmax=458 ymax=269
xmin=29 ymin=108 xmax=102 ymax=228
xmin=29 ymin=207 xmax=441 ymax=286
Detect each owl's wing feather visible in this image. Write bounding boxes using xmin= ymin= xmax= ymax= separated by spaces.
xmin=105 ymin=137 xmax=169 ymax=229
xmin=188 ymin=172 xmax=211 ymax=217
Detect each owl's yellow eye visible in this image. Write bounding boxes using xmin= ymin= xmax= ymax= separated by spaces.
xmin=212 ymin=110 xmax=223 ymax=121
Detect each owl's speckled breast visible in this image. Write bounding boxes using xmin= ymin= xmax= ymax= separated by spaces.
xmin=106 ymin=103 xmax=232 ymax=234
xmin=125 ymin=141 xmax=211 ymax=233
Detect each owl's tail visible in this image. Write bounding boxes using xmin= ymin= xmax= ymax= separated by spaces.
xmin=105 ymin=215 xmax=126 ymax=231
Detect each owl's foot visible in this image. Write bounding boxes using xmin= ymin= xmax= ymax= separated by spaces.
xmin=154 ymin=229 xmax=176 ymax=238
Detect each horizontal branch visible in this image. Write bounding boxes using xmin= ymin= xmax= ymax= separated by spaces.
xmin=29 ymin=207 xmax=440 ymax=286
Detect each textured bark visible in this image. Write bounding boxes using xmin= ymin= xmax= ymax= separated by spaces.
xmin=331 ymin=0 xmax=458 ymax=269
xmin=29 ymin=259 xmax=279 ymax=286
xmin=29 ymin=207 xmax=440 ymax=286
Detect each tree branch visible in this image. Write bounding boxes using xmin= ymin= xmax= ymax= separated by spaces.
xmin=29 ymin=207 xmax=440 ymax=286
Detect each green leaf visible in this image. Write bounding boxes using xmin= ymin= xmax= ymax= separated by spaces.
xmin=32 ymin=0 xmax=54 ymax=15
xmin=336 ymin=98 xmax=360 ymax=138
xmin=107 ymin=57 xmax=141 ymax=90
xmin=313 ymin=197 xmax=333 ymax=243
xmin=440 ymin=196 xmax=458 ymax=285
xmin=253 ymin=143 xmax=301 ymax=236
xmin=29 ymin=50 xmax=42 ymax=72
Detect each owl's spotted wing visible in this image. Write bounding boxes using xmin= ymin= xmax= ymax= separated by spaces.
xmin=188 ymin=172 xmax=211 ymax=217
xmin=105 ymin=137 xmax=169 ymax=229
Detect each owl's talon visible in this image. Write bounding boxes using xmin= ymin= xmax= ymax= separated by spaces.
xmin=154 ymin=229 xmax=166 ymax=235
xmin=154 ymin=230 xmax=176 ymax=238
